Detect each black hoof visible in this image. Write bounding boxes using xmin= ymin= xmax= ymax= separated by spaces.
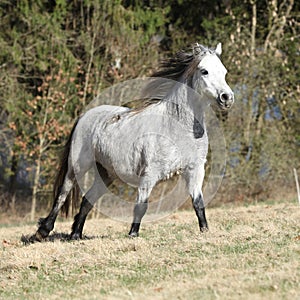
xmin=200 ymin=227 xmax=209 ymax=233
xmin=22 ymin=229 xmax=48 ymax=244
xmin=34 ymin=228 xmax=51 ymax=241
xmin=21 ymin=233 xmax=43 ymax=244
xmin=128 ymin=232 xmax=139 ymax=238
xmin=70 ymin=233 xmax=82 ymax=240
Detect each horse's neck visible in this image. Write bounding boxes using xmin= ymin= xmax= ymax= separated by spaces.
xmin=162 ymin=82 xmax=206 ymax=128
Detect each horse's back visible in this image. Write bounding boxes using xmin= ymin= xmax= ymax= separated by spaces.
xmin=81 ymin=105 xmax=129 ymax=123
xmin=76 ymin=105 xmax=130 ymax=139
xmin=71 ymin=104 xmax=129 ymax=166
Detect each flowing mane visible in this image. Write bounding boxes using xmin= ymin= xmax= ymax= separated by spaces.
xmin=152 ymin=50 xmax=198 ymax=81
xmin=130 ymin=44 xmax=212 ymax=108
xmin=151 ymin=44 xmax=215 ymax=81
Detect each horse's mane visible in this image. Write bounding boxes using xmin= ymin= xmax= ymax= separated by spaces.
xmin=125 ymin=44 xmax=213 ymax=113
xmin=151 ymin=50 xmax=198 ymax=81
xmin=151 ymin=44 xmax=215 ymax=81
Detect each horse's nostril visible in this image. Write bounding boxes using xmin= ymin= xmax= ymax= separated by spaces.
xmin=220 ymin=93 xmax=229 ymax=102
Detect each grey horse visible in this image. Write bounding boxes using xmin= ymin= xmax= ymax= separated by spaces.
xmin=32 ymin=43 xmax=234 ymax=241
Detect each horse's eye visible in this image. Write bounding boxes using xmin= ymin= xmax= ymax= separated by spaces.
xmin=200 ymin=69 xmax=208 ymax=76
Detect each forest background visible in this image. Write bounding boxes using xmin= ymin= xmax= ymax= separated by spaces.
xmin=0 ymin=0 xmax=299 ymax=221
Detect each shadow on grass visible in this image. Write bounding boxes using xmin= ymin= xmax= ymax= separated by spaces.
xmin=20 ymin=232 xmax=105 ymax=245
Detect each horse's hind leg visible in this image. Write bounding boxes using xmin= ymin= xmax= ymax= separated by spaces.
xmin=70 ymin=163 xmax=112 ymax=240
xmin=129 ymin=180 xmax=154 ymax=237
xmin=70 ymin=196 xmax=93 ymax=240
xmin=34 ymin=172 xmax=74 ymax=241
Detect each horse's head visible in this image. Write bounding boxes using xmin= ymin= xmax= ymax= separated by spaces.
xmin=192 ymin=43 xmax=234 ymax=110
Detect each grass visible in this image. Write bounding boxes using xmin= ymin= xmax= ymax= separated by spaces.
xmin=0 ymin=202 xmax=299 ymax=299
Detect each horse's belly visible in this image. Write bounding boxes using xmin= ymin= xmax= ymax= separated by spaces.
xmin=94 ymin=143 xmax=141 ymax=187
xmin=98 ymin=159 xmax=140 ymax=187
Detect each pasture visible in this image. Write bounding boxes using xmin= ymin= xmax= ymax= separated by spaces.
xmin=1 ymin=202 xmax=299 ymax=299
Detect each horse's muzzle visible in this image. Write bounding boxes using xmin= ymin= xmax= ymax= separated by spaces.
xmin=217 ymin=92 xmax=234 ymax=110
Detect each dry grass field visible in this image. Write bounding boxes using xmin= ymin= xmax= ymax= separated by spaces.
xmin=1 ymin=202 xmax=299 ymax=300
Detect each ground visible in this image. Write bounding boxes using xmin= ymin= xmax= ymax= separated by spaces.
xmin=0 ymin=202 xmax=299 ymax=299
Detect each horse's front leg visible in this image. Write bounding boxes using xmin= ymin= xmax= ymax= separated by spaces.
xmin=192 ymin=193 xmax=208 ymax=232
xmin=185 ymin=165 xmax=209 ymax=233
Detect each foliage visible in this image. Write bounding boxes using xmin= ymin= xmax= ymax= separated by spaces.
xmin=0 ymin=0 xmax=299 ymax=213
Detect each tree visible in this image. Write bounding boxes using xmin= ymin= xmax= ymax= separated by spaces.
xmin=201 ymin=0 xmax=299 ymax=200
xmin=0 ymin=0 xmax=298 ymax=217
xmin=0 ymin=0 xmax=168 ymax=216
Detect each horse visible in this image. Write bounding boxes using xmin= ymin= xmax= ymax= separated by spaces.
xmin=31 ymin=42 xmax=234 ymax=242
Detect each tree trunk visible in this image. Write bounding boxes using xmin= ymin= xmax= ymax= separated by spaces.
xmin=243 ymin=0 xmax=257 ymax=157
xmin=8 ymin=152 xmax=18 ymax=212
xmin=8 ymin=152 xmax=18 ymax=192
xmin=30 ymin=153 xmax=41 ymax=221
xmin=250 ymin=0 xmax=256 ymax=61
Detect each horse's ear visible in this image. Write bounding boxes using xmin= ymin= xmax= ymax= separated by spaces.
xmin=193 ymin=43 xmax=206 ymax=56
xmin=193 ymin=43 xmax=201 ymax=56
xmin=215 ymin=43 xmax=222 ymax=56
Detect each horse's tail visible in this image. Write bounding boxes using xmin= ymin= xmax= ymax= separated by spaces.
xmin=53 ymin=118 xmax=81 ymax=217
